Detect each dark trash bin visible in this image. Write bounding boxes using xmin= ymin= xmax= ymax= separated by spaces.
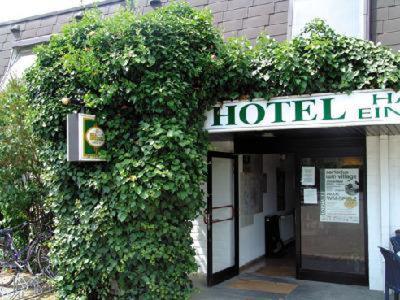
xmin=265 ymin=215 xmax=285 ymax=257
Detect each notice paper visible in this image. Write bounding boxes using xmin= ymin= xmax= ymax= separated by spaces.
xmin=301 ymin=166 xmax=315 ymax=185
xmin=320 ymin=168 xmax=359 ymax=224
xmin=303 ymin=188 xmax=318 ymax=204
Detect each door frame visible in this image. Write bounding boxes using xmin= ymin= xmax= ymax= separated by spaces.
xmin=206 ymin=151 xmax=239 ymax=286
xmin=234 ymin=133 xmax=368 ymax=285
xmin=294 ymin=144 xmax=369 ymax=286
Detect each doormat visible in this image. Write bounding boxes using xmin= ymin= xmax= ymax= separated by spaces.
xmin=255 ymin=265 xmax=296 ymax=277
xmin=228 ymin=279 xmax=297 ymax=294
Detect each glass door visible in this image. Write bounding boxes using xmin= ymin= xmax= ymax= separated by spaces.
xmin=297 ymin=156 xmax=367 ymax=284
xmin=206 ymin=152 xmax=239 ymax=286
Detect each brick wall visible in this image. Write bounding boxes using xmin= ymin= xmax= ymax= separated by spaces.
xmin=371 ymin=0 xmax=400 ymax=51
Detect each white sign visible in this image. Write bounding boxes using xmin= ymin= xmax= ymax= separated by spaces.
xmin=320 ymin=168 xmax=359 ymax=224
xmin=301 ymin=167 xmax=315 ymax=185
xmin=205 ymin=90 xmax=400 ymax=133
xmin=303 ymin=188 xmax=318 ymax=204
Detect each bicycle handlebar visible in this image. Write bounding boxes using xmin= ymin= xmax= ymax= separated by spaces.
xmin=0 ymin=222 xmax=29 ymax=237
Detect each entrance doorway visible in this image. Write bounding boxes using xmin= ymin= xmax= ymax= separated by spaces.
xmin=238 ymin=153 xmax=297 ymax=279
xmin=206 ymin=152 xmax=239 ymax=286
xmin=207 ymin=127 xmax=368 ymax=287
xmin=297 ymin=154 xmax=367 ymax=284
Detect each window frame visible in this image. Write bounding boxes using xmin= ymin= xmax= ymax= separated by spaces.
xmin=287 ymin=0 xmax=370 ymax=40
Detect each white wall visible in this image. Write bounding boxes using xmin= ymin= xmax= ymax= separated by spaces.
xmin=367 ymin=135 xmax=400 ymax=291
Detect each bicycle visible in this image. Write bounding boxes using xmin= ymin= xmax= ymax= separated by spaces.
xmin=0 ymin=221 xmax=54 ymax=298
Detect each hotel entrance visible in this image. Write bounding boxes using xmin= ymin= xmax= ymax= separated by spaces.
xmin=206 ymin=127 xmax=368 ymax=287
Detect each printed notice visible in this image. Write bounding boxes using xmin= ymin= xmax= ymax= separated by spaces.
xmin=303 ymin=188 xmax=318 ymax=204
xmin=320 ymin=168 xmax=359 ymax=224
xmin=301 ymin=167 xmax=315 ymax=185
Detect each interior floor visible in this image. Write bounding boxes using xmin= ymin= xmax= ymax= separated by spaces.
xmin=241 ymin=243 xmax=296 ymax=277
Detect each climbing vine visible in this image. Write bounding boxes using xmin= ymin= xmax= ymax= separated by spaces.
xmin=26 ymin=3 xmax=223 ymax=299
xmin=24 ymin=1 xmax=400 ymax=299
xmin=220 ymin=19 xmax=400 ymax=100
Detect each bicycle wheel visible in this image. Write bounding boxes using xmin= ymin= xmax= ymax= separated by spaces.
xmin=36 ymin=244 xmax=54 ymax=279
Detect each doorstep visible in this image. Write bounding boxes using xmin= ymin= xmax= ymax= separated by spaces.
xmin=190 ymin=272 xmax=383 ymax=300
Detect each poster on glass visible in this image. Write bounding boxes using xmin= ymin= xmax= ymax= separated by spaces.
xmin=320 ymin=168 xmax=359 ymax=224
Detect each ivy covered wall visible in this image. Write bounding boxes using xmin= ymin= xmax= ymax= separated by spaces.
xmin=26 ymin=3 xmax=224 ymax=298
xmin=25 ymin=2 xmax=400 ymax=299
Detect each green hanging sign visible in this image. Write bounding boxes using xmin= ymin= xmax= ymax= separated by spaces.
xmin=67 ymin=113 xmax=106 ymax=162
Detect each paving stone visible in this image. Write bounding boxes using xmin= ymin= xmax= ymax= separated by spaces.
xmin=248 ymin=3 xmax=274 ymax=17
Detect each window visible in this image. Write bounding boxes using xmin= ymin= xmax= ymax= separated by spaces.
xmin=0 ymin=49 xmax=36 ymax=89
xmin=289 ymin=0 xmax=367 ymax=39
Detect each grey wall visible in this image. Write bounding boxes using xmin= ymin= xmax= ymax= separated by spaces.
xmin=136 ymin=0 xmax=289 ymax=41
xmin=2 ymin=0 xmax=400 ymax=83
xmin=0 ymin=0 xmax=125 ymax=81
xmin=371 ymin=0 xmax=400 ymax=50
xmin=0 ymin=0 xmax=289 ymax=82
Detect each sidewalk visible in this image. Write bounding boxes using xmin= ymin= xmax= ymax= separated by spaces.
xmin=191 ymin=272 xmax=383 ymax=300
